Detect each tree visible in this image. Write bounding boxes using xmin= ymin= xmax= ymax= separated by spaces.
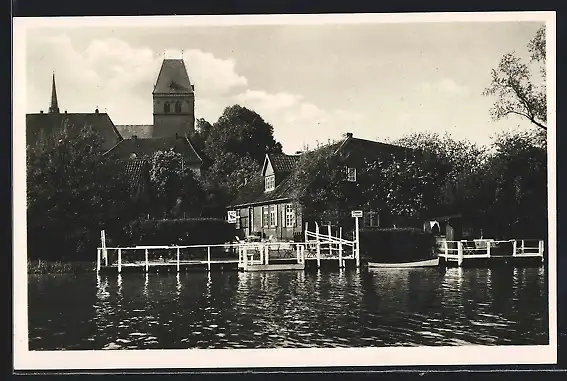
xmin=26 ymin=123 xmax=131 ymax=260
xmin=484 ymin=129 xmax=547 ymax=238
xmin=483 ymin=26 xmax=547 ymax=130
xmin=204 ymin=105 xmax=283 ymax=165
xmin=149 ymin=150 xmax=205 ymax=218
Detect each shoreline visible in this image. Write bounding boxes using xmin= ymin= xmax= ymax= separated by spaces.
xmin=27 ymin=260 xmax=95 ymax=274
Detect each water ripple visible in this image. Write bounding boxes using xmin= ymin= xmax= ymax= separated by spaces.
xmin=28 ymin=266 xmax=548 ymax=350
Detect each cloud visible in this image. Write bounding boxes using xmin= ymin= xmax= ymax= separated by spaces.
xmin=165 ymin=48 xmax=247 ymax=96
xmin=234 ymin=89 xmax=363 ymax=153
xmin=418 ymin=78 xmax=469 ymax=96
xmin=26 ymin=34 xmax=364 ymax=153
xmin=26 ymin=35 xmax=249 ymax=123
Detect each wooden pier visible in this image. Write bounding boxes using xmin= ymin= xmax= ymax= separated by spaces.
xmin=437 ymin=239 xmax=544 ymax=267
xmin=96 ymin=219 xmax=362 ymax=274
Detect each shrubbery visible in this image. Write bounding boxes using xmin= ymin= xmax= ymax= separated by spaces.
xmin=359 ymin=227 xmax=436 ymax=263
xmin=124 ymin=218 xmax=235 ymax=246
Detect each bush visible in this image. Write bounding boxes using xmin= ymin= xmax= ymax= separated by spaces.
xmin=125 ymin=218 xmax=235 ymax=246
xmin=359 ymin=227 xmax=436 ymax=263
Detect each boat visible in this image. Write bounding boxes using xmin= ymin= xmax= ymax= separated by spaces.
xmin=367 ymin=257 xmax=439 ymax=268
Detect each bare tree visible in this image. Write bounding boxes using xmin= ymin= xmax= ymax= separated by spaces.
xmin=483 ymin=26 xmax=547 ymax=130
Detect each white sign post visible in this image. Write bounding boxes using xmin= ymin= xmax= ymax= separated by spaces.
xmin=227 ymin=211 xmax=237 ymax=224
xmin=351 ymin=211 xmax=362 ymax=266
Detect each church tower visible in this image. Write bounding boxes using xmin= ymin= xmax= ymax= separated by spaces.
xmin=152 ymin=59 xmax=195 ymax=138
xmin=49 ymin=73 xmax=60 ymax=114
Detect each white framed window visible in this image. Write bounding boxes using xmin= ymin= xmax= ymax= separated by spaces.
xmin=263 ymin=207 xmax=269 ymax=227
xmin=265 ymin=175 xmax=275 ymax=191
xmin=346 ymin=167 xmax=357 ymax=182
xmin=235 ymin=210 xmax=241 ymax=229
xmin=363 ymin=211 xmax=380 ymax=227
xmin=285 ymin=204 xmax=296 ymax=227
xmin=269 ymin=205 xmax=277 ymax=227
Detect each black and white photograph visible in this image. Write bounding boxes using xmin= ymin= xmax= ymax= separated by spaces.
xmin=13 ymin=11 xmax=556 ymax=370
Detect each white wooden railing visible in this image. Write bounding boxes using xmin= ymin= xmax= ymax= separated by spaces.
xmin=304 ymin=222 xmax=359 ymax=268
xmin=96 ymin=241 xmax=308 ymax=273
xmin=439 ymin=239 xmax=544 ymax=266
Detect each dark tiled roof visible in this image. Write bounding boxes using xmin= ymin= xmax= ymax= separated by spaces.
xmin=153 ymin=59 xmax=193 ymax=94
xmin=26 ymin=112 xmax=123 ymax=151
xmin=116 ymin=125 xmax=153 ymax=139
xmin=268 ymin=153 xmax=300 ymax=174
xmin=104 ymin=136 xmax=202 ymax=165
xmin=229 ymin=175 xmax=295 ymax=208
xmin=230 ymin=136 xmax=413 ymax=209
xmin=120 ymin=158 xmax=149 ymax=190
xmin=334 ymin=136 xmax=411 ymax=160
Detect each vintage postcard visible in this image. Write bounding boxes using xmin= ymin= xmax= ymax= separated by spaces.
xmin=13 ymin=11 xmax=557 ymax=371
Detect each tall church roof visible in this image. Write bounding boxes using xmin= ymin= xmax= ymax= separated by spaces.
xmin=153 ymin=59 xmax=193 ymax=94
xmin=26 ymin=112 xmax=123 ymax=152
xmin=49 ymin=73 xmax=59 ymax=114
xmin=104 ymin=136 xmax=202 ymax=165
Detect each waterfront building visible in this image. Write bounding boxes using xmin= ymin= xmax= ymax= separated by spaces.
xmin=227 ymin=133 xmax=412 ymax=241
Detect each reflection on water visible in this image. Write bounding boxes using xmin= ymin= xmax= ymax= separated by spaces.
xmin=28 ymin=266 xmax=548 ymax=350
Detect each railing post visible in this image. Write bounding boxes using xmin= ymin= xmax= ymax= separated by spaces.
xmin=96 ymin=248 xmax=101 ymax=273
xmin=265 ymin=244 xmax=270 ymax=265
xmin=260 ymin=244 xmax=264 ymax=265
xmin=512 ymin=240 xmax=517 ymax=257
xmin=339 ymin=227 xmax=344 ymax=268
xmin=521 ymin=240 xmax=525 ymax=256
xmin=444 ymin=240 xmax=449 ymax=257
xmin=316 ymin=240 xmax=321 ymax=268
xmin=118 ymin=248 xmax=122 ymax=274
xmin=176 ymin=247 xmax=180 ymax=272
xmin=457 ymin=241 xmax=463 ymax=267
xmin=539 ymin=240 xmax=544 ymax=259
xmin=301 ymin=245 xmax=305 ymax=264
xmin=296 ymin=244 xmax=300 ymax=264
xmin=243 ymin=246 xmax=248 ymax=271
xmin=207 ymin=246 xmax=211 ymax=272
xmin=486 ymin=241 xmax=491 ymax=258
xmin=144 ymin=249 xmax=150 ymax=272
xmin=305 ymin=222 xmax=308 ymax=243
xmin=355 ymin=216 xmax=360 ymax=267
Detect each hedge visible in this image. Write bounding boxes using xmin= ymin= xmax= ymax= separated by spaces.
xmin=359 ymin=227 xmax=436 ymax=263
xmin=124 ymin=218 xmax=235 ymax=246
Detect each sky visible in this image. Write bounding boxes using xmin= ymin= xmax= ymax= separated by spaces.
xmin=24 ymin=16 xmax=547 ymax=154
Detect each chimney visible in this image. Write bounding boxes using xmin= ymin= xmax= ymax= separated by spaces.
xmin=345 ymin=132 xmax=353 ymax=139
xmin=64 ymin=110 xmax=67 ymax=114
xmin=40 ymin=110 xmax=44 ymax=114
xmin=295 ymin=150 xmax=303 ymax=155
xmin=95 ymin=107 xmax=99 ymax=114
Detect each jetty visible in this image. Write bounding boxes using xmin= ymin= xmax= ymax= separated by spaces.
xmin=96 ymin=220 xmax=361 ymax=274
xmin=437 ymin=239 xmax=544 ymax=267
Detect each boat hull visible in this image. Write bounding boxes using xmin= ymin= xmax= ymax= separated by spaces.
xmin=367 ymin=257 xmax=439 ymax=268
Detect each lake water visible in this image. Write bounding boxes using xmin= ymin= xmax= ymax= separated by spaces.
xmin=28 ymin=266 xmax=548 ymax=350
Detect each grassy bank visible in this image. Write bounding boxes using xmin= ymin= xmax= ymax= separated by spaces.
xmin=27 ymin=260 xmax=95 ymax=274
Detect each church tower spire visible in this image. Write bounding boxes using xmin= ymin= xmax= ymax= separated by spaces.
xmin=49 ymin=73 xmax=60 ymax=114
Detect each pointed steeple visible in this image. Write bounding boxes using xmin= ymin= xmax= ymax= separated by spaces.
xmin=49 ymin=73 xmax=60 ymax=114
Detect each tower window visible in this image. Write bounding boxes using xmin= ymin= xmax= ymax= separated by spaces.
xmin=175 ymin=101 xmax=181 ymax=113
xmin=164 ymin=102 xmax=170 ymax=113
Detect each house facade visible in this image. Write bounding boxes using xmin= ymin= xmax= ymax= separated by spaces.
xmin=227 ymin=133 xmax=412 ymax=241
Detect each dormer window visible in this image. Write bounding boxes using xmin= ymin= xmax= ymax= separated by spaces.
xmin=346 ymin=167 xmax=357 ymax=182
xmin=264 ymin=175 xmax=275 ymax=192
xmin=164 ymin=102 xmax=170 ymax=113
xmin=174 ymin=101 xmax=181 ymax=113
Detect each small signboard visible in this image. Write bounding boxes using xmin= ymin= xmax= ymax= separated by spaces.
xmin=351 ymin=210 xmax=363 ymax=218
xmin=227 ymin=211 xmax=238 ymax=223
